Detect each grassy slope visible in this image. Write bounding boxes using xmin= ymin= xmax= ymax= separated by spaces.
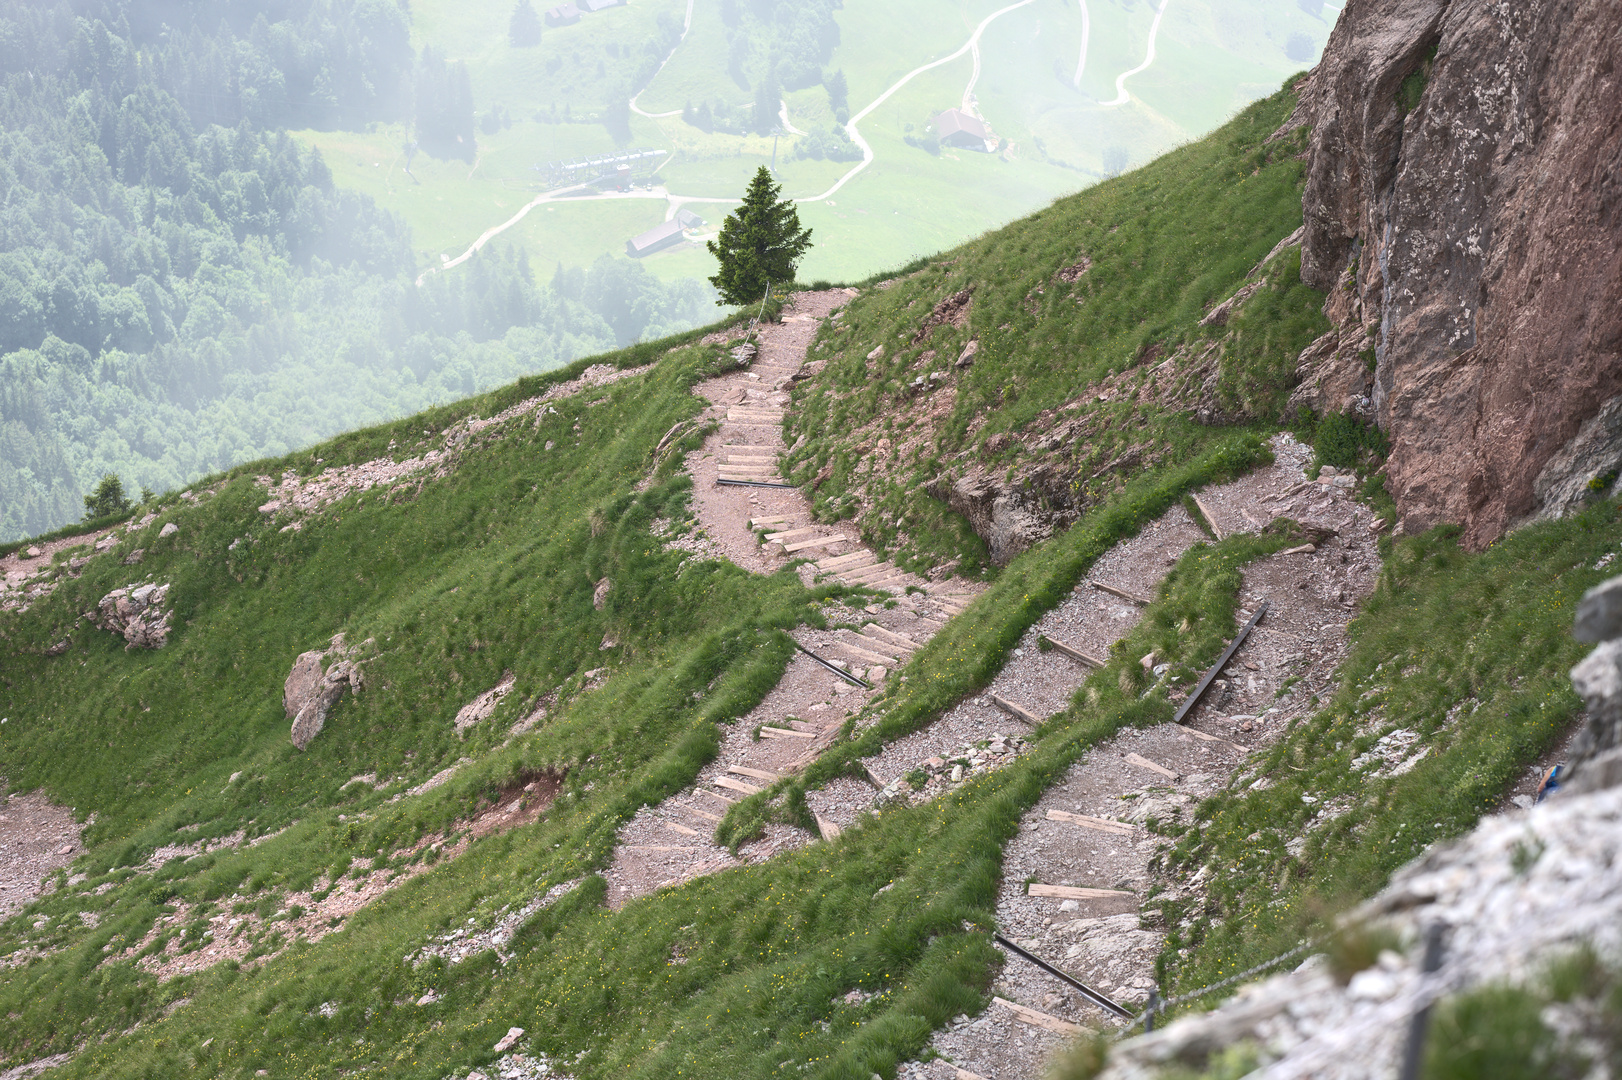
xmin=785 ymin=84 xmax=1326 ymax=576
xmin=1 ymin=74 xmax=1617 ymax=1080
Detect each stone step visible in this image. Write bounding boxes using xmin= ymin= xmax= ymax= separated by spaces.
xmin=861 ymin=624 xmax=919 ymax=650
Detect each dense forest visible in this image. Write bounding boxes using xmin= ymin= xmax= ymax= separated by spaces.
xmin=0 ymin=0 xmax=715 ymax=541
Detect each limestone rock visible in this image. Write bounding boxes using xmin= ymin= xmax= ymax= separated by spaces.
xmin=285 ymin=637 xmax=365 ymax=751
xmin=592 ymin=578 xmax=612 ymax=611
xmin=928 ymin=471 xmax=1054 ymax=565
xmin=1292 ymin=0 xmax=1622 ymax=549
xmin=122 ymin=548 xmax=143 ymax=565
xmin=92 ymin=582 xmax=172 ymax=649
xmin=453 ymin=671 xmax=517 ymax=735
xmin=158 ymin=522 xmax=178 ymax=538
xmin=1575 ymin=576 xmax=1622 ymax=643
xmin=21 ymin=545 xmax=41 ymax=559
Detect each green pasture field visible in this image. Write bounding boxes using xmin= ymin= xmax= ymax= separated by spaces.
xmin=300 ymin=0 xmax=1328 ymax=299
xmin=412 ymin=0 xmax=688 ymax=117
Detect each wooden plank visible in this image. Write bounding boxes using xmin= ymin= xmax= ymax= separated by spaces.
xmin=956 ymin=1070 xmax=990 ymax=1080
xmin=765 ymin=527 xmax=822 ymax=541
xmin=1278 ymin=543 xmax=1316 ymax=556
xmin=1090 ymin=580 xmax=1153 ymax=606
xmin=786 ymin=719 xmax=820 ymax=733
xmin=760 ymin=725 xmax=815 ymax=739
xmin=1043 ymin=636 xmax=1108 ymax=668
xmin=1192 ymin=493 xmax=1225 ymax=539
xmin=845 ymin=631 xmax=908 ymax=657
xmin=815 ymin=815 xmax=842 ymax=841
xmin=992 ymin=996 xmax=1082 ymax=1035
xmin=747 ymin=516 xmax=790 ymax=527
xmin=1045 ymin=809 xmax=1133 ymax=835
xmin=726 ymin=455 xmax=777 ymax=463
xmin=860 ymin=763 xmax=888 ymax=789
xmin=783 ymin=534 xmax=847 ymax=553
xmin=1174 ymin=724 xmax=1250 ymax=753
xmin=727 ymin=765 xmax=780 ymax=782
xmin=1027 ymin=883 xmax=1135 ymax=900
xmin=990 ymin=693 xmax=1042 ymax=725
xmin=622 ymin=845 xmax=695 ymax=852
xmin=861 ymin=624 xmax=919 ymax=651
xmin=1123 ymin=752 xmax=1179 ymax=780
xmin=830 ymin=641 xmax=893 ymax=667
xmin=698 ymin=788 xmax=737 ymax=804
xmin=684 ymin=806 xmax=723 ymax=822
xmin=817 ymin=551 xmax=879 ymax=571
xmin=714 ymin=775 xmax=762 ymax=795
xmin=661 ymin=821 xmax=701 ymax=837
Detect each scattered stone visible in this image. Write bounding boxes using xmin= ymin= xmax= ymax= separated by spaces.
xmin=956 ymin=339 xmax=979 ymax=368
xmin=21 ymin=545 xmax=41 ymax=559
xmin=122 ymin=548 xmax=144 ymax=565
xmin=492 ymin=1027 xmax=525 ymax=1054
xmin=92 ymin=582 xmax=173 ymax=649
xmin=592 ymin=578 xmax=612 ymax=611
xmin=158 ymin=523 xmax=178 ymax=538
xmin=454 ymin=672 xmax=517 ymax=735
xmin=866 ymin=345 xmax=885 ymax=361
xmin=285 ymin=636 xmax=366 ymax=750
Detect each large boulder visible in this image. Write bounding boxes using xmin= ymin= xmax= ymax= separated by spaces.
xmin=285 ymin=637 xmax=364 ymax=751
xmin=92 ymin=583 xmax=172 ymax=649
xmin=1291 ymin=0 xmax=1622 ymax=548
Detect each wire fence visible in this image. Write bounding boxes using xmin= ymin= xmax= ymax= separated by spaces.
xmin=1116 ymin=939 xmax=1319 ymax=1037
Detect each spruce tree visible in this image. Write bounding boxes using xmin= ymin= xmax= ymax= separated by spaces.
xmin=706 ymin=167 xmax=813 ymax=307
xmin=509 ymin=0 xmax=542 ymax=47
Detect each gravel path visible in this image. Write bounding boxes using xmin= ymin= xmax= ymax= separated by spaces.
xmin=898 ymin=435 xmax=1391 ymax=1080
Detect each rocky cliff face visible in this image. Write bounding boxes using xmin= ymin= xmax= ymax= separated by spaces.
xmin=1290 ymin=0 xmax=1622 ymax=548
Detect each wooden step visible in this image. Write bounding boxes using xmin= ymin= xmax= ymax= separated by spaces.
xmin=1027 ymin=883 xmax=1134 ymax=900
xmin=817 ymin=551 xmax=879 ymax=572
xmin=1045 ymin=809 xmax=1133 ymax=835
xmin=1043 ymin=636 xmax=1107 ymax=668
xmin=844 ymin=562 xmax=899 ymax=583
xmin=727 ymin=765 xmax=780 ymax=782
xmin=714 ymin=775 xmax=762 ymax=796
xmin=992 ymin=996 xmax=1083 ymax=1036
xmin=748 ymin=516 xmax=790 ymax=528
xmin=1174 ymin=724 xmax=1250 ymax=753
xmin=760 ymin=725 xmax=815 ymax=739
xmin=851 ymin=569 xmax=908 ymax=590
xmin=830 ymin=641 xmax=893 ymax=667
xmin=844 ymin=631 xmax=908 ymax=658
xmin=1089 ymin=580 xmax=1152 ymax=606
xmin=861 ymin=624 xmax=919 ymax=651
xmin=1123 ymin=752 xmax=1179 ymax=780
xmin=661 ymin=820 xmax=702 ymax=837
xmin=815 ymin=815 xmax=843 ymax=841
xmin=765 ymin=527 xmax=822 ymax=541
xmin=1191 ymin=493 xmax=1225 ymax=539
xmin=698 ymin=788 xmax=737 ymax=804
xmin=783 ymin=534 xmax=847 ymax=553
xmin=683 ymin=805 xmax=724 ymax=823
xmin=990 ymin=693 xmax=1042 ymax=725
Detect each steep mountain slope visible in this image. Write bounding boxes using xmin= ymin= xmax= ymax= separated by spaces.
xmin=0 ymin=34 xmax=1618 ymax=1080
